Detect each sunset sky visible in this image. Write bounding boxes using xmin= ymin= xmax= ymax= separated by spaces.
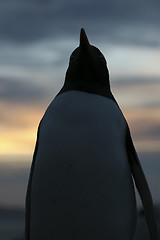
xmin=0 ymin=0 xmax=160 ymax=160
xmin=0 ymin=0 xmax=160 ymax=209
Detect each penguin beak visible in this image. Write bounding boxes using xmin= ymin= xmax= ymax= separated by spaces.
xmin=80 ymin=28 xmax=90 ymax=48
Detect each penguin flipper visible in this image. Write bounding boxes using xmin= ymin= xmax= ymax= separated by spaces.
xmin=25 ymin=120 xmax=42 ymax=240
xmin=126 ymin=127 xmax=158 ymax=240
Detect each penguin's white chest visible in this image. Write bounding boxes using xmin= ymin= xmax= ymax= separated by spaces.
xmin=30 ymin=91 xmax=136 ymax=239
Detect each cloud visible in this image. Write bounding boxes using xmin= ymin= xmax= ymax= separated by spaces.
xmin=111 ymin=77 xmax=160 ymax=109
xmin=0 ymin=0 xmax=160 ymax=47
xmin=0 ymin=77 xmax=48 ymax=103
xmin=0 ymin=1 xmax=159 ymax=157
xmin=0 ymin=157 xmax=29 ymax=206
xmin=131 ymin=118 xmax=160 ymax=140
xmin=142 ymin=125 xmax=160 ymax=140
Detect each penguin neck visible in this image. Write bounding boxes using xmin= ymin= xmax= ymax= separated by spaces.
xmin=57 ymin=76 xmax=115 ymax=102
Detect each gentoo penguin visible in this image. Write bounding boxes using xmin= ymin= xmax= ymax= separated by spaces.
xmin=25 ymin=29 xmax=158 ymax=240
xmin=134 ymin=206 xmax=160 ymax=239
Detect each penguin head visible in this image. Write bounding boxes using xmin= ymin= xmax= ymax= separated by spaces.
xmin=60 ymin=28 xmax=112 ymax=98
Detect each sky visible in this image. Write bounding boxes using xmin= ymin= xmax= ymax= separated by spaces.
xmin=0 ymin=0 xmax=160 ymax=207
xmin=1 ymin=0 xmax=160 ymax=159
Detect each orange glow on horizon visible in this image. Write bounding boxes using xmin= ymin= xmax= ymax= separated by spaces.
xmin=1 ymin=100 xmax=160 ymax=159
xmin=0 ymin=101 xmax=45 ymax=157
xmin=0 ymin=128 xmax=36 ymax=155
xmin=0 ymin=89 xmax=160 ymax=161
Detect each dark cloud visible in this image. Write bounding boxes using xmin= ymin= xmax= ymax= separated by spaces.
xmin=0 ymin=0 xmax=160 ymax=47
xmin=1 ymin=76 xmax=159 ymax=106
xmin=112 ymin=76 xmax=160 ymax=85
xmin=0 ymin=158 xmax=29 ymax=207
xmin=111 ymin=77 xmax=160 ymax=109
xmin=132 ymin=121 xmax=160 ymax=140
xmin=145 ymin=125 xmax=160 ymax=140
xmin=0 ymin=77 xmax=48 ymax=103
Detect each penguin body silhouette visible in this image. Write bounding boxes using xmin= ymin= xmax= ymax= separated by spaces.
xmin=25 ymin=29 xmax=158 ymax=240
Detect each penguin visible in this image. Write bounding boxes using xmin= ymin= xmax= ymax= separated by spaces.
xmin=134 ymin=206 xmax=160 ymax=239
xmin=25 ymin=29 xmax=158 ymax=240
